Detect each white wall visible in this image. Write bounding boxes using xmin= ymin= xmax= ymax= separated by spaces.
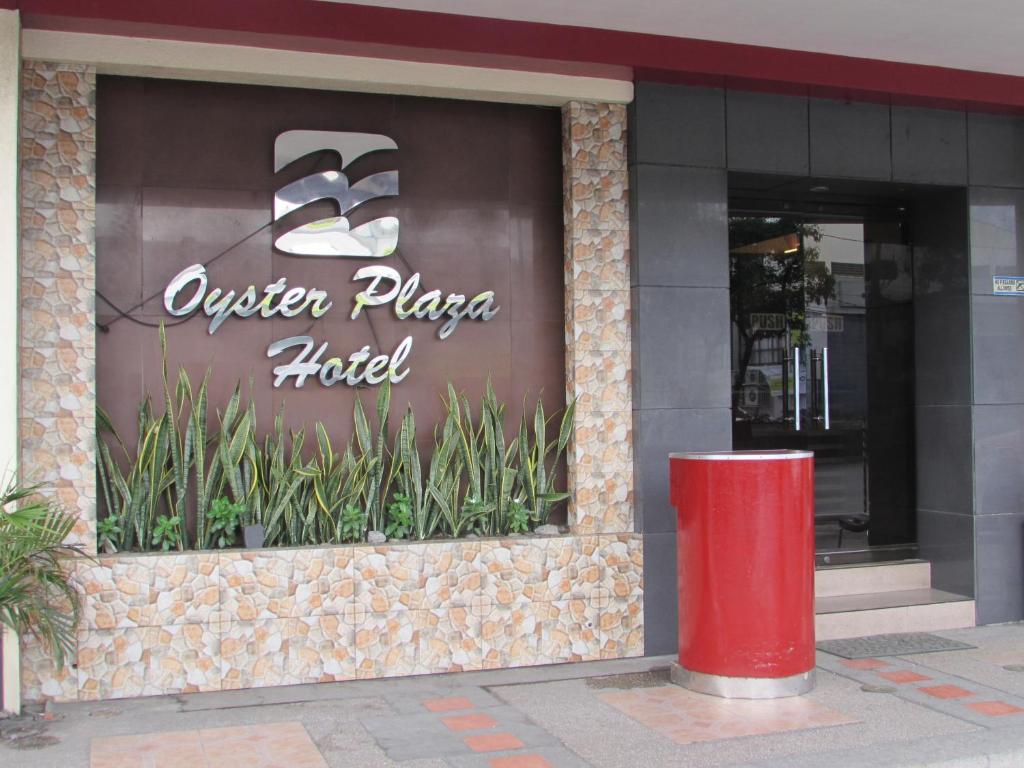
xmin=0 ymin=7 xmax=20 ymax=715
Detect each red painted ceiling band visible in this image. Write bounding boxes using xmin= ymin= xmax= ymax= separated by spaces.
xmin=7 ymin=0 xmax=1024 ymax=111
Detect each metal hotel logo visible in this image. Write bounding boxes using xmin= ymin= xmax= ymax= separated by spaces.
xmin=162 ymin=127 xmax=499 ymax=388
xmin=272 ymin=130 xmax=399 ymax=258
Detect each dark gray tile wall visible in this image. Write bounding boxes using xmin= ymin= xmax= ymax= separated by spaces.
xmin=974 ymin=405 xmax=1024 ymax=516
xmin=631 ymin=84 xmax=734 ymax=655
xmin=971 ymin=295 xmax=1024 ymax=405
xmin=915 ymin=405 xmax=974 ymax=516
xmin=634 ymin=408 xmax=731 ymax=533
xmin=630 ymin=165 xmax=728 ymax=288
xmin=642 ymin=531 xmax=679 ymax=655
xmin=892 ymin=107 xmax=968 ymax=185
xmin=630 ymin=83 xmax=1024 ymax=650
xmin=967 ymin=113 xmax=1024 ymax=188
xmin=726 ymin=91 xmax=809 ymax=175
xmin=970 ymin=187 xmax=1024 ymax=291
xmin=630 ymin=84 xmax=725 ymax=168
xmin=917 ymin=509 xmax=975 ymax=597
xmin=633 ymin=287 xmax=731 ymax=411
xmin=915 ymin=294 xmax=972 ymax=407
xmin=968 ymin=114 xmax=1024 ymax=622
xmin=975 ymin=513 xmax=1024 ymax=624
xmin=809 ymin=99 xmax=892 ymax=180
xmin=909 ymin=189 xmax=975 ymax=600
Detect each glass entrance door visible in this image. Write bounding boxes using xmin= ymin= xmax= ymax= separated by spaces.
xmin=729 ymin=215 xmax=916 ymax=561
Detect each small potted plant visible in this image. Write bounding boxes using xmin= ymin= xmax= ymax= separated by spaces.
xmin=208 ymin=497 xmax=246 ymax=549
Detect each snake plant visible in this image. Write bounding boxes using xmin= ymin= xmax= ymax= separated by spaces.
xmin=96 ymin=326 xmax=575 ymax=550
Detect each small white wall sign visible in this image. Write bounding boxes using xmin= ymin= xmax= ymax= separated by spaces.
xmin=993 ymin=276 xmax=1024 ymax=296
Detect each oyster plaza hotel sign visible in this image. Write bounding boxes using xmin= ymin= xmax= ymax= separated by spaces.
xmin=162 ymin=130 xmax=499 ymax=387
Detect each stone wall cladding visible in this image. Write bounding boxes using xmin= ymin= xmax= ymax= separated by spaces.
xmin=19 ymin=60 xmax=96 ymax=553
xmin=18 ymin=59 xmax=98 ymax=702
xmin=18 ymin=69 xmax=644 ymax=701
xmin=562 ymin=102 xmax=634 ymax=534
xmin=25 ymin=536 xmax=643 ymax=701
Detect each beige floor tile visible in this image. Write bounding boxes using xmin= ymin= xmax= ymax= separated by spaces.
xmin=90 ymin=729 xmax=205 ymax=767
xmin=598 ymin=685 xmax=857 ymax=745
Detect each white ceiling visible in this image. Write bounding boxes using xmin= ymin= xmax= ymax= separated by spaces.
xmin=327 ymin=0 xmax=1024 ymax=77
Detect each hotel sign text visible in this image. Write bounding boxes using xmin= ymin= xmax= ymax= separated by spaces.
xmin=161 ymin=130 xmax=499 ymax=388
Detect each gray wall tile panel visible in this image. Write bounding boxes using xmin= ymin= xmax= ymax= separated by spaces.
xmin=631 ymin=83 xmax=726 ymax=168
xmin=967 ymin=113 xmax=1024 ymax=189
xmin=634 ymin=286 xmax=731 ymax=411
xmin=631 ymin=164 xmax=728 ymax=288
xmin=917 ymin=509 xmax=975 ymax=597
xmin=915 ymin=293 xmax=971 ymax=407
xmin=634 ymin=407 xmax=732 ymax=533
xmin=971 ymin=294 xmax=1024 ymax=405
xmin=916 ymin=405 xmax=974 ymax=516
xmin=975 ymin=512 xmax=1024 ymax=624
xmin=625 ymin=81 xmax=1023 ymax=630
xmin=969 ymin=186 xmax=1024 ymax=293
xmin=726 ymin=91 xmax=809 ymax=175
xmin=892 ymin=107 xmax=968 ymax=185
xmin=642 ymin=531 xmax=679 ymax=656
xmin=911 ymin=190 xmax=970 ymax=300
xmin=974 ymin=404 xmax=1024 ymax=516
xmin=809 ymin=98 xmax=892 ymax=180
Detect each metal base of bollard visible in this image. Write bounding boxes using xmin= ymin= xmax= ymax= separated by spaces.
xmin=670 ymin=663 xmax=815 ymax=699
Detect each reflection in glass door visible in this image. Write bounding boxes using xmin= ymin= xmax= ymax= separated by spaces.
xmin=729 ymin=215 xmax=916 ymax=561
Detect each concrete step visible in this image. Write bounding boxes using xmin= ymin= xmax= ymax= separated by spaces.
xmin=815 ymin=587 xmax=975 ymax=641
xmin=815 ymin=559 xmax=931 ymax=598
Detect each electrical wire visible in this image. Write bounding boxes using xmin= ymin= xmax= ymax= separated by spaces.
xmin=98 ymin=213 xmax=440 ymax=349
xmin=96 ymin=221 xmax=273 ymax=332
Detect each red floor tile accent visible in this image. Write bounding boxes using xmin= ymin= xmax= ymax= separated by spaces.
xmin=423 ymin=696 xmax=475 ymax=713
xmin=464 ymin=733 xmax=526 ymax=752
xmin=489 ymin=756 xmax=554 ymax=768
xmin=442 ymin=713 xmax=499 ymax=732
xmin=878 ymin=670 xmax=931 ymax=684
xmin=841 ymin=658 xmax=888 ymax=670
xmin=967 ymin=701 xmax=1024 ymax=717
xmin=919 ymin=684 xmax=974 ymax=700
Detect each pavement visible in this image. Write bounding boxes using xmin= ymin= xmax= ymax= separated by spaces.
xmin=3 ymin=623 xmax=1024 ymax=768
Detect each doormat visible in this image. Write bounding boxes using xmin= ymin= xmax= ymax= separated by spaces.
xmin=818 ymin=632 xmax=975 ymax=659
xmin=585 ymin=670 xmax=671 ymax=690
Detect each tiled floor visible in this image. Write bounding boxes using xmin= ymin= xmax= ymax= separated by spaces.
xmin=83 ymin=633 xmax=1024 ymax=768
xmin=598 ymin=686 xmax=856 ymax=745
xmin=824 ymin=654 xmax=1024 ymax=728
xmin=29 ymin=625 xmax=1024 ymax=768
xmin=86 ymin=682 xmax=860 ymax=767
xmin=90 ymin=721 xmax=327 ymax=768
xmin=358 ymin=688 xmax=578 ymax=765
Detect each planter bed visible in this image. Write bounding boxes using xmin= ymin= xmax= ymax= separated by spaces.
xmin=23 ymin=533 xmax=643 ymax=702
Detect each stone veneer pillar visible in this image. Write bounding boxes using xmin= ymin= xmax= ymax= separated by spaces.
xmin=561 ymin=102 xmax=634 ymax=535
xmin=18 ymin=60 xmax=96 ymax=701
xmin=18 ymin=61 xmax=96 ymax=552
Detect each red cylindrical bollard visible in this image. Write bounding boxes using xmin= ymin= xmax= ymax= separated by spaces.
xmin=669 ymin=450 xmax=815 ymax=698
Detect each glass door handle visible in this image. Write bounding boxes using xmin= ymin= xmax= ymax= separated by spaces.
xmin=794 ymin=346 xmax=801 ymax=431
xmin=823 ymin=346 xmax=830 ymax=431
xmin=809 ymin=350 xmax=820 ymax=424
xmin=781 ymin=350 xmax=791 ymax=425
